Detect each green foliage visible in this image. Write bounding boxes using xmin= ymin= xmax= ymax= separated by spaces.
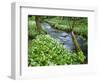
xmin=73 ymin=23 xmax=87 ymax=38
xmin=28 ymin=35 xmax=85 ymax=66
xmin=28 ymin=15 xmax=35 ymax=20
xmin=77 ymin=51 xmax=86 ymax=63
xmin=46 ymin=17 xmax=88 ymax=39
xmin=28 ymin=21 xmax=37 ymax=39
xmin=28 ymin=16 xmax=87 ymax=66
xmin=28 ymin=20 xmax=46 ymax=40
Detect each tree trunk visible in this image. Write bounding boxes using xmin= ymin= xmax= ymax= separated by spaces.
xmin=35 ymin=16 xmax=41 ymax=32
xmin=60 ymin=16 xmax=64 ymax=20
xmin=71 ymin=31 xmax=81 ymax=52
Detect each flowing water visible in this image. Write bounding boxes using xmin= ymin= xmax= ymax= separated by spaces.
xmin=41 ymin=23 xmax=87 ymax=56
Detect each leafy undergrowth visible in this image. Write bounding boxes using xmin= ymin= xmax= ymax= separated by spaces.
xmin=28 ymin=20 xmax=46 ymax=40
xmin=28 ymin=21 xmax=37 ymax=39
xmin=28 ymin=35 xmax=85 ymax=66
xmin=46 ymin=18 xmax=88 ymax=39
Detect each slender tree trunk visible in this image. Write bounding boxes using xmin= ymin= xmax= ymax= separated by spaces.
xmin=71 ymin=31 xmax=81 ymax=52
xmin=68 ymin=17 xmax=81 ymax=52
xmin=35 ymin=16 xmax=41 ymax=32
xmin=68 ymin=17 xmax=85 ymax=63
xmin=71 ymin=31 xmax=85 ymax=63
xmin=60 ymin=16 xmax=64 ymax=20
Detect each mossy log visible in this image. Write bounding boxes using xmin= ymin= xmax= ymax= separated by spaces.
xmin=71 ymin=31 xmax=81 ymax=52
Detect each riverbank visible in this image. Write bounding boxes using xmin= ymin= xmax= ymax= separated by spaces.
xmin=28 ymin=15 xmax=88 ymax=66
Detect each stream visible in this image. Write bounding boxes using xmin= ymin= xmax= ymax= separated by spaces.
xmin=41 ymin=23 xmax=87 ymax=56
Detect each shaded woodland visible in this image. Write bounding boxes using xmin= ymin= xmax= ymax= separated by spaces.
xmin=28 ymin=15 xmax=88 ymax=66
